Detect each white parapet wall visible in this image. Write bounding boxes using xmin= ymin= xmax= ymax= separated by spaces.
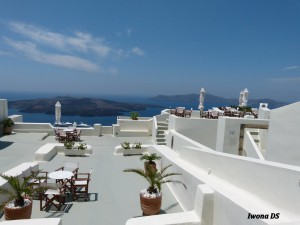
xmin=13 ymin=122 xmax=55 ymax=135
xmin=149 ymin=144 xmax=300 ymax=224
xmin=113 ymin=117 xmax=153 ymax=137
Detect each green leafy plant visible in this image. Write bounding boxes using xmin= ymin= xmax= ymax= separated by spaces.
xmin=121 ymin=142 xmax=131 ymax=150
xmin=130 ymin=112 xmax=140 ymax=120
xmin=132 ymin=142 xmax=142 ymax=149
xmin=124 ymin=164 xmax=186 ymax=194
xmin=64 ymin=141 xmax=75 ymax=149
xmin=77 ymin=142 xmax=87 ymax=150
xmin=0 ymin=174 xmax=44 ymax=208
xmin=1 ymin=118 xmax=14 ymax=128
xmin=140 ymin=153 xmax=162 ymax=164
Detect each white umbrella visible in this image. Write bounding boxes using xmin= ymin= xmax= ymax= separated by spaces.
xmin=243 ymin=88 xmax=249 ymax=107
xmin=55 ymin=101 xmax=61 ymax=125
xmin=239 ymin=91 xmax=244 ymax=106
xmin=198 ymin=88 xmax=205 ymax=111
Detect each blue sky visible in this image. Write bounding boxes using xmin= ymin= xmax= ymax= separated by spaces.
xmin=0 ymin=0 xmax=300 ymax=101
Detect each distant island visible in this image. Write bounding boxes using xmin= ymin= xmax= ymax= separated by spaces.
xmin=149 ymin=93 xmax=288 ymax=109
xmin=8 ymin=96 xmax=163 ymax=117
xmin=8 ymin=94 xmax=288 ymax=118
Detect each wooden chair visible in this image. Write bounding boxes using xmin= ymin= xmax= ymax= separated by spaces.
xmin=170 ymin=109 xmax=176 ymax=115
xmin=55 ymin=129 xmax=66 ymax=143
xmin=175 ymin=107 xmax=185 ymax=117
xmin=72 ymin=129 xmax=81 ymax=141
xmin=184 ymin=109 xmax=192 ymax=118
xmin=56 ymin=161 xmax=79 ymax=192
xmin=23 ymin=168 xmax=48 ymax=199
xmin=72 ymin=169 xmax=92 ymax=201
xmin=40 ymin=182 xmax=66 ymax=211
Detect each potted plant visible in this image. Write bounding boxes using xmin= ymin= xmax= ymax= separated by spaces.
xmin=77 ymin=142 xmax=87 ymax=150
xmin=64 ymin=141 xmax=87 ymax=156
xmin=130 ymin=112 xmax=140 ymax=120
xmin=1 ymin=118 xmax=14 ymax=135
xmin=132 ymin=142 xmax=142 ymax=149
xmin=0 ymin=174 xmax=43 ymax=220
xmin=121 ymin=142 xmax=131 ymax=150
xmin=140 ymin=153 xmax=162 ymax=175
xmin=64 ymin=141 xmax=75 ymax=149
xmin=124 ymin=164 xmax=186 ymax=215
xmin=121 ymin=142 xmax=143 ymax=156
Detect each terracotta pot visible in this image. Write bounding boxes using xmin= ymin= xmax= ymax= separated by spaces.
xmin=4 ymin=199 xmax=33 ymax=220
xmin=140 ymin=193 xmax=162 ymax=216
xmin=3 ymin=126 xmax=13 ymax=135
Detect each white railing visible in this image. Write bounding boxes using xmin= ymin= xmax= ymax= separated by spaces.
xmin=244 ymin=130 xmax=265 ymax=160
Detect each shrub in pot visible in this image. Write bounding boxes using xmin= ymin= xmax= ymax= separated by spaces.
xmin=130 ymin=112 xmax=140 ymax=120
xmin=124 ymin=164 xmax=186 ymax=215
xmin=1 ymin=118 xmax=14 ymax=135
xmin=0 ymin=174 xmax=45 ymax=220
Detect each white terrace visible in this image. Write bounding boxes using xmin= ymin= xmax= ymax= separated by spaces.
xmin=0 ymin=99 xmax=300 ymax=225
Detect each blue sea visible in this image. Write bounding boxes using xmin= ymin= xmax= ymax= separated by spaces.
xmin=1 ymin=91 xmax=203 ymax=126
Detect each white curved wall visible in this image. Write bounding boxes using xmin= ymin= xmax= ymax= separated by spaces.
xmin=266 ymin=102 xmax=300 ymax=167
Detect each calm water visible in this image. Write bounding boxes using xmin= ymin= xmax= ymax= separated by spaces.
xmin=1 ymin=91 xmax=202 ymax=126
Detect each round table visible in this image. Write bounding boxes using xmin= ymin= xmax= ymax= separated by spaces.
xmin=49 ymin=171 xmax=73 ymax=180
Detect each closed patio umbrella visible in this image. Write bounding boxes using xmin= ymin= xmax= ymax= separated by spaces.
xmin=239 ymin=91 xmax=244 ymax=106
xmin=198 ymin=88 xmax=205 ymax=116
xmin=243 ymin=88 xmax=249 ymax=107
xmin=55 ymin=101 xmax=61 ymax=125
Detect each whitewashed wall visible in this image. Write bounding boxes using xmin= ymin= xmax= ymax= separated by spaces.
xmin=168 ymin=115 xmax=218 ymax=150
xmin=266 ymin=102 xmax=300 ymax=167
xmin=152 ymin=144 xmax=300 ymax=224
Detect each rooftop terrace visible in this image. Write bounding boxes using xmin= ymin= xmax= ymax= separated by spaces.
xmin=0 ymin=133 xmax=183 ymax=224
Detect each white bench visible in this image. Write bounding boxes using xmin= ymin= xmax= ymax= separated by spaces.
xmin=0 ymin=218 xmax=62 ymax=225
xmin=35 ymin=143 xmax=60 ymax=162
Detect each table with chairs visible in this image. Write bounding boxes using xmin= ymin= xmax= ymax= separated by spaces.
xmin=170 ymin=107 xmax=193 ymax=118
xmin=54 ymin=128 xmax=81 ymax=142
xmin=26 ymin=161 xmax=93 ymax=212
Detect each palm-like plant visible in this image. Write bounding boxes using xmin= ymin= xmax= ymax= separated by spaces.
xmin=124 ymin=164 xmax=186 ymax=194
xmin=0 ymin=174 xmax=43 ymax=208
xmin=140 ymin=153 xmax=162 ymax=164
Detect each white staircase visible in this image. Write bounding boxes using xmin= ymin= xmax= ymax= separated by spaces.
xmin=156 ymin=121 xmax=168 ymax=145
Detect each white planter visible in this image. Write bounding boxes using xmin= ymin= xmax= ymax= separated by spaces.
xmin=114 ymin=145 xmax=149 ymax=156
xmin=123 ymin=148 xmax=144 ymax=156
xmin=64 ymin=148 xmax=86 ymax=156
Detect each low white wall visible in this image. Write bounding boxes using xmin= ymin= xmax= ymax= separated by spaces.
xmin=113 ymin=117 xmax=153 ymax=137
xmin=166 ymin=130 xmax=214 ymax=154
xmin=14 ymin=122 xmax=55 ymax=135
xmin=178 ymin=146 xmax=300 ymax=217
xmin=150 ymin=145 xmax=294 ymax=225
xmin=169 ymin=115 xmax=218 ymax=150
xmin=101 ymin=126 xmax=113 ymax=135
